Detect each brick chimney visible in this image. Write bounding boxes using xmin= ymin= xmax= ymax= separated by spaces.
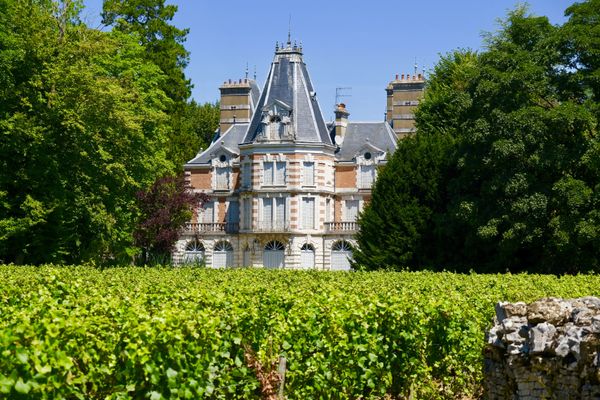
xmin=334 ymin=103 xmax=350 ymax=144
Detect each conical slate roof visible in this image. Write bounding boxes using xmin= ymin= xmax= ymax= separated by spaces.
xmin=241 ymin=41 xmax=332 ymax=145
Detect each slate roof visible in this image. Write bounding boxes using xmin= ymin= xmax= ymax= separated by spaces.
xmin=241 ymin=45 xmax=332 ymax=145
xmin=249 ymin=80 xmax=261 ymax=111
xmin=335 ymin=122 xmax=398 ymax=161
xmin=185 ymin=124 xmax=248 ymax=165
xmin=185 ymin=43 xmax=397 ymax=167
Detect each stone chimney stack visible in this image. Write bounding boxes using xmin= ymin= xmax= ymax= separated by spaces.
xmin=334 ymin=103 xmax=350 ymax=144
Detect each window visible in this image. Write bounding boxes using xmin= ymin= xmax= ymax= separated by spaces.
xmin=262 ymin=197 xmax=286 ymax=230
xmin=303 ymin=162 xmax=315 ymax=186
xmin=344 ymin=200 xmax=359 ymax=221
xmin=331 ymin=241 xmax=353 ymax=271
xmin=275 ymin=162 xmax=286 ymax=185
xmin=300 ymin=243 xmax=315 ymax=269
xmin=302 ymin=197 xmax=315 ymax=230
xmin=216 ymin=167 xmax=230 ymax=190
xmin=264 ymin=162 xmax=273 ymax=186
xmin=359 ymin=165 xmax=376 ymax=188
xmin=183 ymin=240 xmax=205 ymax=264
xmin=263 ymin=161 xmax=286 ymax=186
xmin=202 ymin=201 xmax=214 ymax=223
xmin=242 ymin=163 xmax=251 ymax=188
xmin=227 ymin=201 xmax=239 ymax=231
xmin=263 ymin=241 xmax=285 ymax=269
xmin=242 ymin=198 xmax=252 ymax=230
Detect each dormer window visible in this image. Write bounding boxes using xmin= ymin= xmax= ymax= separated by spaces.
xmin=215 ymin=167 xmax=230 ymax=190
xmin=359 ymin=165 xmax=376 ymax=189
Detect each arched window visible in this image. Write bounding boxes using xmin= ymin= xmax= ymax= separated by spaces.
xmin=331 ymin=240 xmax=353 ymax=271
xmin=183 ymin=240 xmax=205 ymax=264
xmin=213 ymin=241 xmax=234 ymax=268
xmin=300 ymin=243 xmax=315 ymax=269
xmin=263 ymin=241 xmax=285 ymax=269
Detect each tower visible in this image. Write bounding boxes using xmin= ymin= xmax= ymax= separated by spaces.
xmin=385 ymin=73 xmax=425 ymax=138
xmin=219 ymin=78 xmax=260 ymax=134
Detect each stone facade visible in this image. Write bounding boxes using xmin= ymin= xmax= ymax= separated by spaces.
xmin=484 ymin=297 xmax=600 ymax=399
xmin=173 ymin=39 xmax=398 ymax=270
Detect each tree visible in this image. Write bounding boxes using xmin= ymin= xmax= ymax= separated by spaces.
xmin=353 ymin=133 xmax=456 ymax=270
xmin=0 ymin=0 xmax=174 ymax=264
xmin=101 ymin=0 xmax=191 ymax=104
xmin=357 ymin=3 xmax=600 ymax=273
xmin=134 ymin=174 xmax=208 ymax=264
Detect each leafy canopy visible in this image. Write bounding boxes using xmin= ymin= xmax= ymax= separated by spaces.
xmin=356 ymin=3 xmax=600 ymax=273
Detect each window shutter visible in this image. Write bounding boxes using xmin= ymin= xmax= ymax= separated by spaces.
xmin=203 ymin=202 xmax=214 ymax=223
xmin=302 ymin=198 xmax=315 ymax=229
xmin=263 ymin=198 xmax=273 ymax=228
xmin=242 ymin=163 xmax=251 ymax=187
xmin=344 ymin=200 xmax=359 ymax=221
xmin=303 ymin=162 xmax=314 ymax=186
xmin=243 ymin=198 xmax=251 ymax=229
xmin=264 ymin=162 xmax=273 ymax=186
xmin=275 ymin=162 xmax=286 ymax=185
xmin=275 ymin=198 xmax=285 ymax=229
xmin=227 ymin=201 xmax=239 ymax=223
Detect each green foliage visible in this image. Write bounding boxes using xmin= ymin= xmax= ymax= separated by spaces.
xmin=354 ymin=133 xmax=456 ymax=270
xmin=0 ymin=266 xmax=598 ymax=399
xmin=102 ymin=0 xmax=191 ymax=104
xmin=169 ymin=100 xmax=220 ymax=165
xmin=359 ymin=2 xmax=600 ymax=273
xmin=0 ymin=1 xmax=174 ymax=264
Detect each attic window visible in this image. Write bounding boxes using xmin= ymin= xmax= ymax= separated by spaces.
xmin=364 ymin=152 xmax=372 ymax=160
xmin=269 ymin=115 xmax=281 ymax=123
xmin=219 ymin=154 xmax=227 ymax=162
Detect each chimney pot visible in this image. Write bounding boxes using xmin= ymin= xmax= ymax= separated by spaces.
xmin=339 ymin=103 xmax=346 ymax=109
xmin=401 ymin=74 xmax=405 ymax=80
xmin=395 ymin=74 xmax=399 ymax=80
xmin=418 ymin=73 xmax=422 ymax=79
xmin=228 ymin=79 xmax=231 ymax=84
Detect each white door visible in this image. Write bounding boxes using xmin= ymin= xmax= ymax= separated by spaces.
xmin=263 ymin=241 xmax=285 ymax=269
xmin=331 ymin=241 xmax=353 ymax=271
xmin=300 ymin=244 xmax=315 ymax=269
xmin=213 ymin=241 xmax=233 ymax=268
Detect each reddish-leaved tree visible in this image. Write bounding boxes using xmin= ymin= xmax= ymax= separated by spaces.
xmin=134 ymin=174 xmax=208 ymax=264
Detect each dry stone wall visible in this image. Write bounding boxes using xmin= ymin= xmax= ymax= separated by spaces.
xmin=484 ymin=297 xmax=600 ymax=399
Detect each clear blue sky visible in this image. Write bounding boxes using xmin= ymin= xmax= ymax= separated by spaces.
xmin=81 ymin=0 xmax=576 ymax=121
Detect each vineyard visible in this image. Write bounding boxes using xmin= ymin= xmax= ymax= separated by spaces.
xmin=0 ymin=266 xmax=598 ymax=399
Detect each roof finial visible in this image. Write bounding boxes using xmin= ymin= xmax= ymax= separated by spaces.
xmin=414 ymin=57 xmax=418 ymax=76
xmin=245 ymin=62 xmax=248 ymax=79
xmin=253 ymin=65 xmax=257 ymax=81
xmin=287 ymin=14 xmax=292 ymax=47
